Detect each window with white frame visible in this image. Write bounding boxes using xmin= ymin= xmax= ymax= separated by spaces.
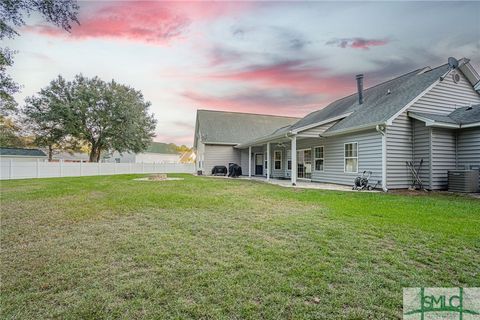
xmin=274 ymin=150 xmax=282 ymax=170
xmin=286 ymin=150 xmax=291 ymax=170
xmin=344 ymin=142 xmax=358 ymax=173
xmin=314 ymin=146 xmax=324 ymax=171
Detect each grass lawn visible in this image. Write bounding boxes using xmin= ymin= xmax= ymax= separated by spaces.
xmin=1 ymin=174 xmax=479 ymax=319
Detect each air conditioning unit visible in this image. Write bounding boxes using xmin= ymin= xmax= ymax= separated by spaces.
xmin=448 ymin=170 xmax=479 ymax=193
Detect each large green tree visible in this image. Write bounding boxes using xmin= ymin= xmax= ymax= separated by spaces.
xmin=23 ymin=75 xmax=81 ymax=160
xmin=23 ymin=75 xmax=157 ymax=162
xmin=1 ymin=0 xmax=79 ymax=115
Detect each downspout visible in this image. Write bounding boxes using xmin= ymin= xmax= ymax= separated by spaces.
xmin=376 ymin=124 xmax=388 ymax=192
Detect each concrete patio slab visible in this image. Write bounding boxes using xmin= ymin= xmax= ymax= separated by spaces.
xmin=205 ymin=175 xmax=379 ymax=192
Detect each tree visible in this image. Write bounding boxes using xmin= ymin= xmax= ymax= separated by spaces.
xmin=1 ymin=0 xmax=79 ymax=115
xmin=176 ymin=144 xmax=192 ymax=153
xmin=70 ymin=75 xmax=157 ymax=162
xmin=23 ymin=75 xmax=81 ymax=160
xmin=22 ymin=75 xmax=157 ymax=162
xmin=0 ymin=116 xmax=28 ymax=147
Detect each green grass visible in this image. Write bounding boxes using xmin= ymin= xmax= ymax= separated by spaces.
xmin=1 ymin=174 xmax=479 ymax=319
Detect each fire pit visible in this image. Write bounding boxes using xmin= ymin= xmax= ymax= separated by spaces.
xmin=133 ymin=174 xmax=184 ymax=182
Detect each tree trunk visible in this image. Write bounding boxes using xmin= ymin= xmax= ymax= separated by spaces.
xmin=48 ymin=145 xmax=53 ymax=162
xmin=89 ymin=147 xmax=98 ymax=162
xmin=96 ymin=148 xmax=102 ymax=163
xmin=88 ymin=146 xmax=102 ymax=162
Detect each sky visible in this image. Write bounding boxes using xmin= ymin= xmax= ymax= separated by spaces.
xmin=6 ymin=1 xmax=480 ymax=146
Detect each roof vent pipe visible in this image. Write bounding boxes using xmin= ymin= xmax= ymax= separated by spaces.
xmin=356 ymin=74 xmax=364 ymax=104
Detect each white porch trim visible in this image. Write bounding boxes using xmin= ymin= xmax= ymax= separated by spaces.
xmin=290 ymin=135 xmax=297 ymax=186
xmin=248 ymin=146 xmax=252 ymax=178
xmin=266 ymin=142 xmax=270 ymax=181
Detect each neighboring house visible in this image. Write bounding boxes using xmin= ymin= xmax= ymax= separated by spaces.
xmin=0 ymin=147 xmax=47 ymax=162
xmin=193 ymin=110 xmax=300 ymax=175
xmin=104 ymin=142 xmax=181 ymax=163
xmin=49 ymin=151 xmax=90 ymax=162
xmin=193 ymin=57 xmax=480 ymax=190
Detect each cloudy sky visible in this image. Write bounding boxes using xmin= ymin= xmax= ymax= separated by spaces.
xmin=7 ymin=1 xmax=480 ymax=146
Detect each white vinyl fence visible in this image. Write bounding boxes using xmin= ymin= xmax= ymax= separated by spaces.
xmin=0 ymin=160 xmax=195 ymax=180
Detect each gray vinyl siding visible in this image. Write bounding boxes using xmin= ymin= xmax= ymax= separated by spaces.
xmin=260 ymin=130 xmax=382 ymax=186
xmin=195 ymin=139 xmax=206 ymax=173
xmin=387 ymin=68 xmax=480 ymax=189
xmin=430 ymin=128 xmax=457 ymax=189
xmin=203 ymin=145 xmax=240 ymax=175
xmin=457 ymin=127 xmax=480 ymax=189
xmin=386 ymin=113 xmax=413 ymax=189
xmin=310 ymin=130 xmax=382 ymax=186
xmin=457 ymin=128 xmax=480 ymax=170
xmin=240 ymin=149 xmax=249 ymax=174
xmin=412 ymin=120 xmax=431 ymax=189
xmin=408 ymin=70 xmax=480 ymax=114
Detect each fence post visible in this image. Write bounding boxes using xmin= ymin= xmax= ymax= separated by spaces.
xmin=114 ymin=161 xmax=117 ymax=175
xmin=60 ymin=159 xmax=63 ymax=177
xmin=36 ymin=159 xmax=40 ymax=178
xmin=97 ymin=161 xmax=100 ymax=175
xmin=142 ymin=162 xmax=144 ymax=173
xmin=9 ymin=159 xmax=13 ymax=180
xmin=80 ymin=160 xmax=83 ymax=176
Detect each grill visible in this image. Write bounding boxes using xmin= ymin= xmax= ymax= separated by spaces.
xmin=448 ymin=170 xmax=479 ymax=193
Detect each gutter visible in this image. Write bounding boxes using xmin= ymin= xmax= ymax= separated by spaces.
xmin=289 ymin=113 xmax=352 ymax=134
xmin=408 ymin=112 xmax=480 ymax=129
xmin=236 ymin=113 xmax=352 ymax=148
xmin=235 ymin=131 xmax=294 ymax=149
xmin=321 ymin=123 xmax=379 ymax=137
xmin=376 ymin=124 xmax=388 ymax=192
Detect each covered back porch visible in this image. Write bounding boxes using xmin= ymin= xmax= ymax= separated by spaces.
xmin=237 ymin=131 xmax=322 ymax=186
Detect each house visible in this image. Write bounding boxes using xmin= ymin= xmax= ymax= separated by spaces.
xmin=193 ymin=57 xmax=480 ymax=190
xmin=193 ymin=110 xmax=300 ymax=175
xmin=48 ymin=151 xmax=90 ymax=162
xmin=0 ymin=147 xmax=48 ymax=162
xmin=103 ymin=142 xmax=181 ymax=163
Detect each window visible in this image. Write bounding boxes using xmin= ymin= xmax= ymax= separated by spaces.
xmin=274 ymin=150 xmax=282 ymax=170
xmin=287 ymin=150 xmax=291 ymax=170
xmin=314 ymin=146 xmax=324 ymax=171
xmin=344 ymin=142 xmax=358 ymax=173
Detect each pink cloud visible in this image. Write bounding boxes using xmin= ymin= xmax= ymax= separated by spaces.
xmin=182 ymin=89 xmax=324 ymax=117
xmin=26 ymin=1 xmax=250 ymax=44
xmin=208 ymin=60 xmax=354 ymax=96
xmin=326 ymin=37 xmax=389 ymax=50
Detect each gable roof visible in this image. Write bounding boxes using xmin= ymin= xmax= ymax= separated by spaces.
xmin=194 ymin=110 xmax=299 ymax=147
xmin=322 ymin=64 xmax=451 ymax=135
xmin=0 ymin=147 xmax=47 ymax=157
xmin=145 ymin=142 xmax=180 ymax=154
xmin=409 ymin=104 xmax=480 ymax=127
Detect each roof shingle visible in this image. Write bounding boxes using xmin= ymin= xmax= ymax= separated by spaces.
xmin=0 ymin=147 xmax=47 ymax=157
xmin=195 ymin=110 xmax=299 ymax=146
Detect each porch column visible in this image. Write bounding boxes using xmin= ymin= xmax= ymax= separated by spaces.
xmin=291 ymin=135 xmax=297 ymax=186
xmin=266 ymin=142 xmax=270 ymax=181
xmin=248 ymin=146 xmax=252 ymax=178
